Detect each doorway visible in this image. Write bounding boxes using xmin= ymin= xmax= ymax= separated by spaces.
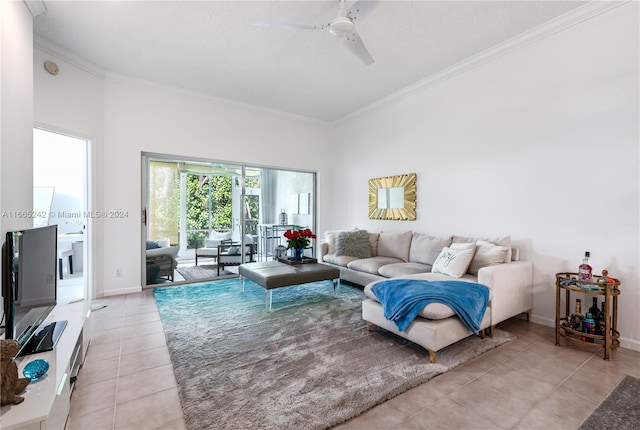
xmin=33 ymin=128 xmax=90 ymax=304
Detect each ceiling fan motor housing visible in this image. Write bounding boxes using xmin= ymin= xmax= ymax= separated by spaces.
xmin=329 ymin=17 xmax=354 ymax=37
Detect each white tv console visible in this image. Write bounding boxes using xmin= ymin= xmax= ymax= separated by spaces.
xmin=1 ymin=301 xmax=91 ymax=430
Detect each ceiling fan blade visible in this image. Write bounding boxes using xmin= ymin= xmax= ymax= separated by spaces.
xmin=346 ymin=1 xmax=379 ymax=23
xmin=254 ymin=22 xmax=322 ymax=31
xmin=343 ymin=31 xmax=374 ymax=65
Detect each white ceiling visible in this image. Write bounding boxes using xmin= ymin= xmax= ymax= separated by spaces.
xmin=33 ymin=1 xmax=588 ymax=122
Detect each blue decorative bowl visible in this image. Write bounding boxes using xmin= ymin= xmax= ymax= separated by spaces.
xmin=23 ymin=359 xmax=49 ymax=381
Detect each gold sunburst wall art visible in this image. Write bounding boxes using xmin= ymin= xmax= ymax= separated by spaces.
xmin=368 ymin=173 xmax=417 ymax=220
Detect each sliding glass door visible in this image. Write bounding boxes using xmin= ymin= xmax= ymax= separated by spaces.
xmin=142 ymin=154 xmax=316 ymax=286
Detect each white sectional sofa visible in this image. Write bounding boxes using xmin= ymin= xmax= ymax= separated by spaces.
xmin=320 ymin=230 xmax=533 ymax=363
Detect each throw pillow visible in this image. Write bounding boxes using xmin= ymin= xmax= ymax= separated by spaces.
xmin=432 ymin=243 xmax=476 ymax=278
xmin=409 ymin=233 xmax=453 ymax=265
xmin=377 ymin=231 xmax=413 ymax=261
xmin=453 ymin=235 xmax=511 ymax=263
xmin=209 ymin=231 xmax=233 ymax=241
xmin=467 ymin=240 xmax=510 ymax=275
xmin=226 ymin=246 xmax=240 ymax=255
xmin=146 ymin=240 xmax=160 ymax=250
xmin=334 ymin=230 xmax=372 ymax=258
xmin=324 ymin=230 xmax=342 ymax=255
xmin=155 ymin=238 xmax=170 ymax=248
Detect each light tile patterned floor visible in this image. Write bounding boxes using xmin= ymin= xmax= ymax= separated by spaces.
xmin=66 ymin=288 xmax=640 ymax=430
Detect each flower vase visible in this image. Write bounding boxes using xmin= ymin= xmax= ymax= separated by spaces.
xmin=293 ymin=247 xmax=304 ymax=261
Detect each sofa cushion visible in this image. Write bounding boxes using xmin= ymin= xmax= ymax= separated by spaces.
xmin=324 ymin=230 xmax=339 ymax=255
xmin=467 ymin=240 xmax=510 ymax=275
xmin=204 ymin=231 xmax=232 ymax=248
xmin=363 ymin=282 xmax=455 ymax=320
xmin=453 ymin=235 xmax=511 ymax=263
xmin=368 ymin=232 xmax=380 ymax=257
xmin=409 ymin=233 xmax=452 ymax=265
xmin=378 ymin=262 xmax=432 ymax=278
xmin=377 ymin=231 xmax=412 ymax=261
xmin=146 ymin=245 xmax=179 ymax=258
xmin=347 ymin=256 xmax=403 ymax=275
xmin=432 ymin=243 xmax=476 ymax=278
xmin=322 ymin=253 xmax=360 ymax=267
xmin=334 ymin=230 xmax=372 ymax=258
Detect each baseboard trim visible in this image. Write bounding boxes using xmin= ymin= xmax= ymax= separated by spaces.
xmin=529 ymin=313 xmax=640 ymax=352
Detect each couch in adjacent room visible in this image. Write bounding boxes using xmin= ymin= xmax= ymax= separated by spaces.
xmin=146 ymin=238 xmax=178 ymax=283
xmin=320 ymin=229 xmax=533 ymax=363
xmin=195 ymin=231 xmax=257 ymax=274
xmin=195 ymin=231 xmax=233 ymax=266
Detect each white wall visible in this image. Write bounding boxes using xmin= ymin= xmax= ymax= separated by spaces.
xmin=33 ymin=48 xmax=332 ymax=297
xmin=1 ymin=1 xmax=34 ymax=235
xmin=93 ymin=77 xmax=332 ymax=296
xmin=0 ymin=0 xmax=34 ymax=323
xmin=33 ymin=47 xmax=105 ymax=302
xmin=330 ymin=3 xmax=639 ymax=349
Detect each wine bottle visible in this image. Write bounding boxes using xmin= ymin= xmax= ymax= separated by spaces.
xmin=578 ymin=251 xmax=592 ymax=281
xmin=597 ymin=302 xmax=606 ymax=336
xmin=588 ymin=297 xmax=599 ymax=319
xmin=570 ymin=299 xmax=583 ymax=331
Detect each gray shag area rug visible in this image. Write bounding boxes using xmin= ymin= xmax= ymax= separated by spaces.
xmin=154 ymin=279 xmax=513 ymax=430
xmin=579 ymin=375 xmax=640 ymax=429
xmin=176 ymin=264 xmax=232 ymax=280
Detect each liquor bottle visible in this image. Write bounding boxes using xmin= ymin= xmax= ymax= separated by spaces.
xmin=570 ymin=299 xmax=583 ymax=331
xmin=578 ymin=251 xmax=592 ymax=282
xmin=588 ymin=297 xmax=599 ymax=319
xmin=597 ymin=302 xmax=607 ymax=336
xmin=583 ymin=313 xmax=596 ymax=342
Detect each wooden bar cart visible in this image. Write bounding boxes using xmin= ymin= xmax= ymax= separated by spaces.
xmin=555 ymin=272 xmax=620 ymax=360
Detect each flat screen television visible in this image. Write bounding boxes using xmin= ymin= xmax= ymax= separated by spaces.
xmin=2 ymin=224 xmax=67 ymax=357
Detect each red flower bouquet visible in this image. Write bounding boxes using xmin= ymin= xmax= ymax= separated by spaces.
xmin=283 ymin=228 xmax=316 ymax=250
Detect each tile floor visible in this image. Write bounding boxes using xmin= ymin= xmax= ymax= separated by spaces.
xmin=66 ymin=288 xmax=640 ymax=430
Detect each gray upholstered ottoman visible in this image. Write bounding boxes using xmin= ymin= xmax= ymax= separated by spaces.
xmin=238 ymin=261 xmax=340 ymax=311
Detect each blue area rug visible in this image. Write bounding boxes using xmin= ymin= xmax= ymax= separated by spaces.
xmin=154 ymin=278 xmax=512 ymax=430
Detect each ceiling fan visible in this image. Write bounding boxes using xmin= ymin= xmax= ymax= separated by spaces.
xmin=255 ymin=0 xmax=378 ymax=65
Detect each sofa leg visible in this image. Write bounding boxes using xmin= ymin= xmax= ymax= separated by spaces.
xmin=525 ymin=309 xmax=531 ymax=322
xmin=365 ymin=321 xmax=372 ymax=331
xmin=428 ymin=349 xmax=436 ymax=364
xmin=479 ymin=330 xmax=485 ymax=339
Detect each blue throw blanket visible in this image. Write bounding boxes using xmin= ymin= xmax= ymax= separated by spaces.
xmin=371 ymin=279 xmax=490 ymax=334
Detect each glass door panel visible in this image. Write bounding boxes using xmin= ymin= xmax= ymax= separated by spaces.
xmin=143 ymin=155 xmax=315 ymax=286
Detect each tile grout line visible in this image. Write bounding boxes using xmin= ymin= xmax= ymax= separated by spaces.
xmin=110 ymin=304 xmax=126 ymax=430
xmin=508 ymin=347 xmax=599 ymax=429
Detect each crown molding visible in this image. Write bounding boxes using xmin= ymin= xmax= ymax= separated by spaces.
xmin=333 ymin=0 xmax=629 ymax=126
xmin=34 ymin=33 xmax=327 ymax=125
xmin=24 ymin=0 xmax=47 ymax=17
xmin=104 ymin=72 xmax=329 ymax=127
xmin=34 ymin=35 xmax=107 ymax=79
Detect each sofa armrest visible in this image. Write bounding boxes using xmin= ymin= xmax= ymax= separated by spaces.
xmin=477 ymin=260 xmax=533 ymax=326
